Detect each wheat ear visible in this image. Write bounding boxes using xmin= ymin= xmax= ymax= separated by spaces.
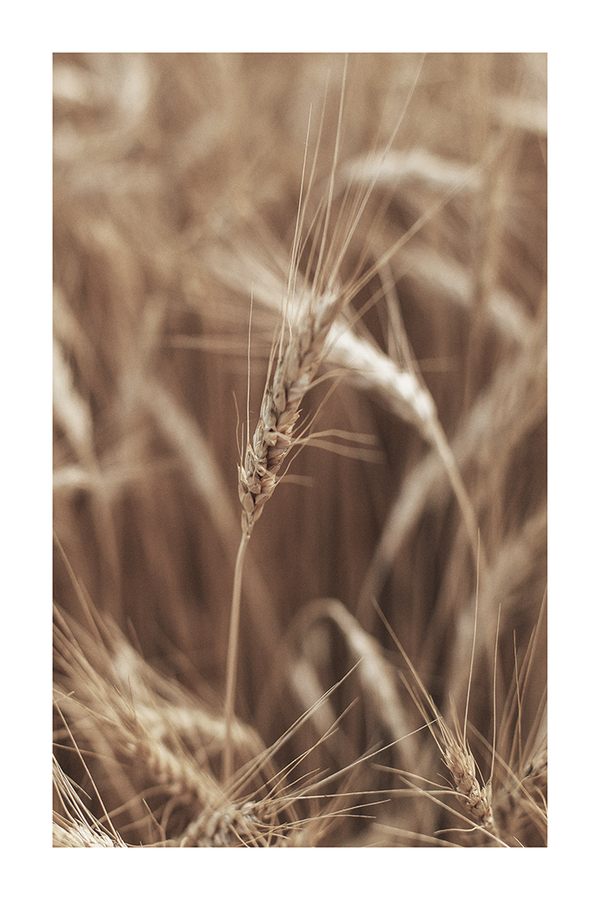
xmin=436 ymin=719 xmax=495 ymax=833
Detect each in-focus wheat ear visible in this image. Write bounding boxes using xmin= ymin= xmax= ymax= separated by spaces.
xmin=237 ymin=296 xmax=342 ymax=535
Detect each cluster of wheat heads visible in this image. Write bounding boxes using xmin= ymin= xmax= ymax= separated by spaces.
xmin=53 ymin=53 xmax=547 ymax=847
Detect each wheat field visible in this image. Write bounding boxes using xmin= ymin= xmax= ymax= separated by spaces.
xmin=52 ymin=52 xmax=547 ymax=848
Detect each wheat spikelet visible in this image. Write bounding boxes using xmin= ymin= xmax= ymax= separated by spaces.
xmin=53 ymin=819 xmax=126 ymax=848
xmin=437 ymin=720 xmax=495 ymax=833
xmin=179 ymin=799 xmax=276 ymax=847
xmin=238 ymin=286 xmax=350 ymax=535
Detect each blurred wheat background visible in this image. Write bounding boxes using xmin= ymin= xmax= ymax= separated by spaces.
xmin=53 ymin=52 xmax=547 ymax=847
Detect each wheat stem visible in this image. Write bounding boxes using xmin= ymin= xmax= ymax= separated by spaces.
xmin=223 ymin=530 xmax=251 ymax=782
